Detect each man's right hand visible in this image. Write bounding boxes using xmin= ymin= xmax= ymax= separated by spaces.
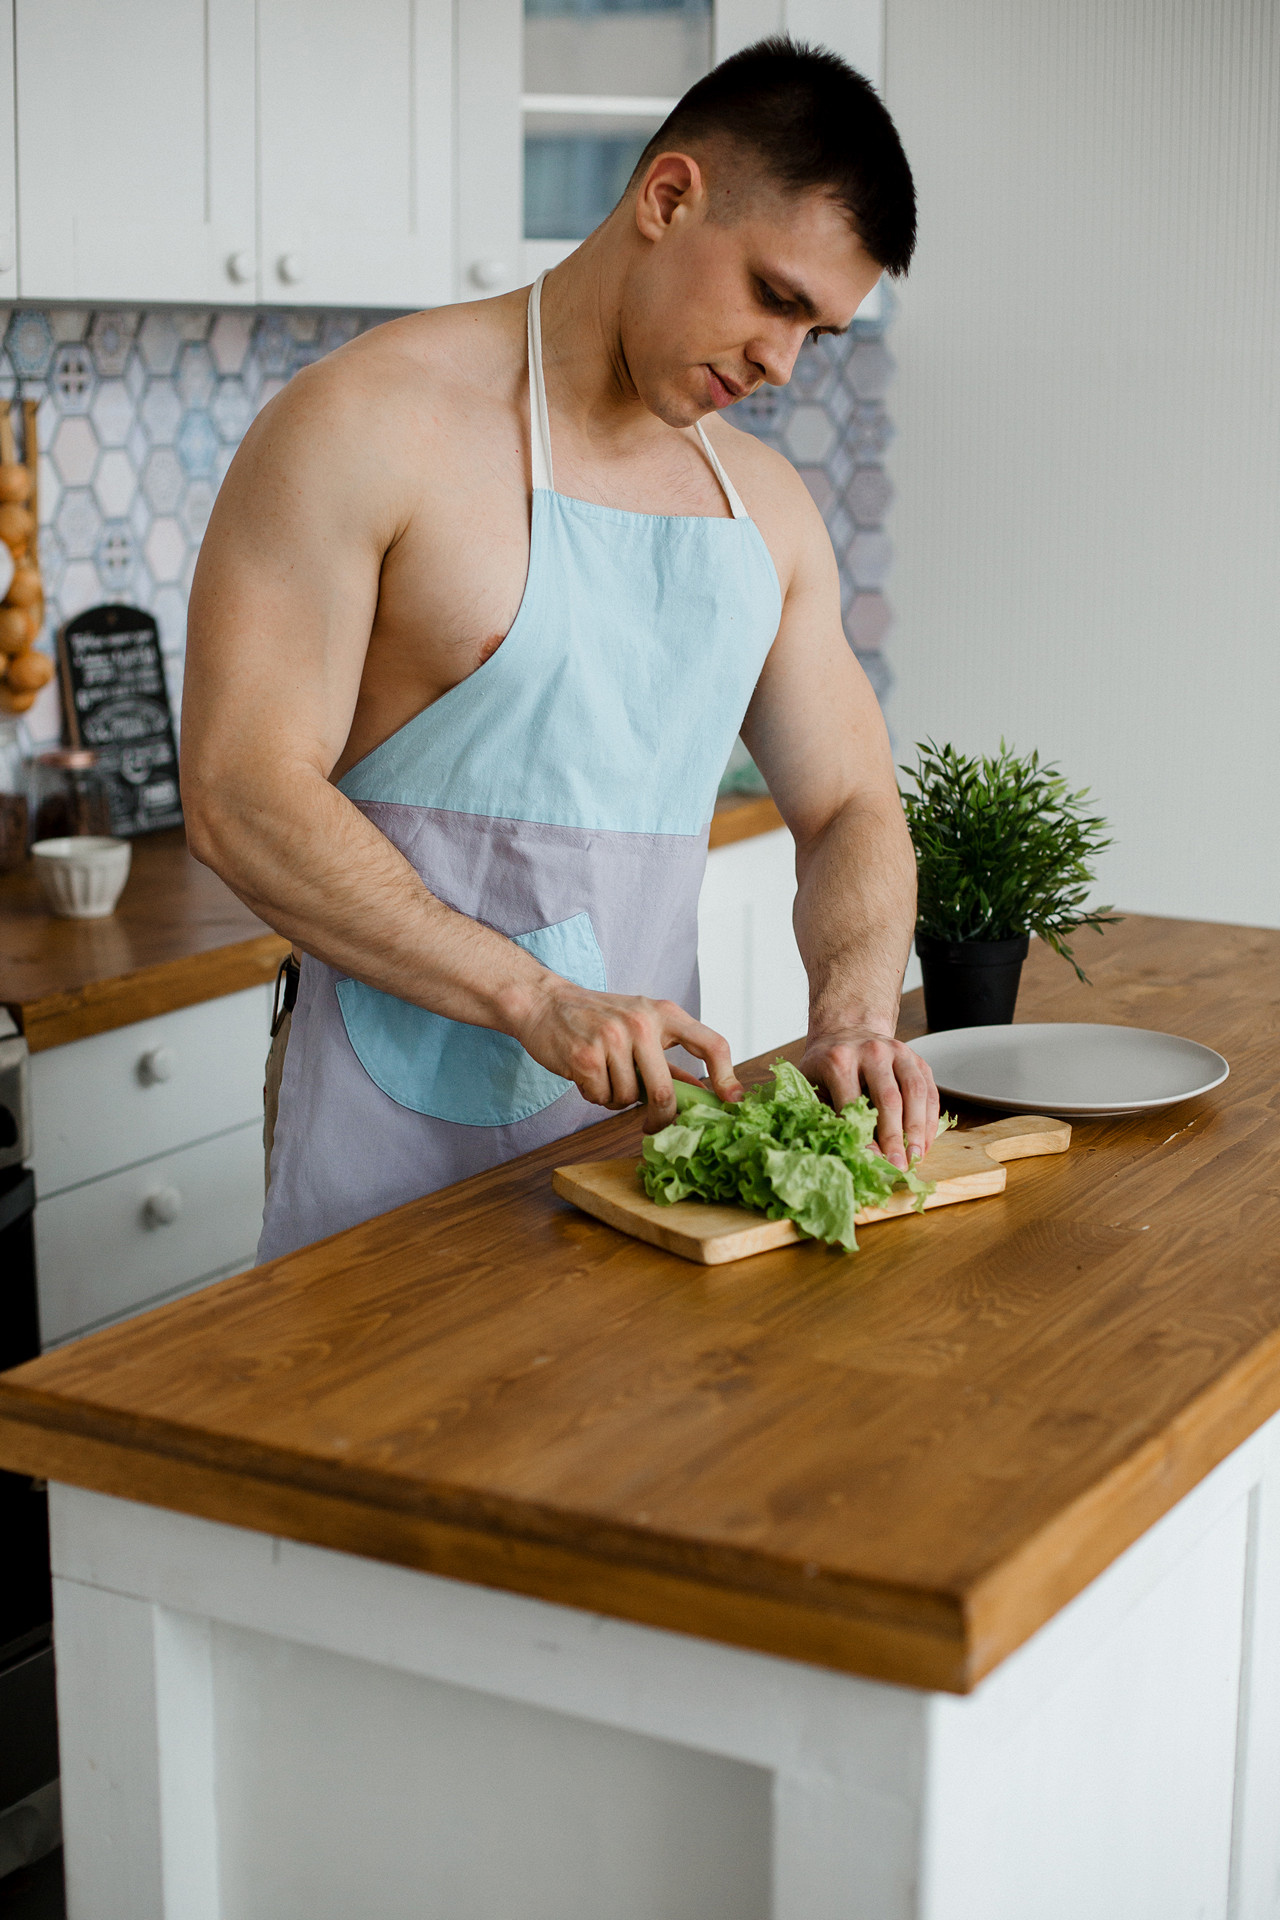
xmin=512 ymin=978 xmax=743 ymax=1131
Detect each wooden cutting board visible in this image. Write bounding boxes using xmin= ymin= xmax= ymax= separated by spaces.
xmin=553 ymin=1113 xmax=1071 ymax=1264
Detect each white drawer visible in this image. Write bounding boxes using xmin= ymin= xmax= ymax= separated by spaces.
xmin=30 ymin=984 xmax=273 ymax=1197
xmin=35 ymin=1120 xmax=264 ymax=1346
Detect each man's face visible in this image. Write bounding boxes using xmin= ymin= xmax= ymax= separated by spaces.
xmin=621 ymin=173 xmax=882 ymax=429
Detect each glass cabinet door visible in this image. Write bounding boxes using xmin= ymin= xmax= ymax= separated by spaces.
xmin=522 ymin=0 xmax=713 ymax=259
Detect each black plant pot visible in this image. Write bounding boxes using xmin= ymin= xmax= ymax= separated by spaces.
xmin=914 ymin=932 xmax=1030 ymax=1031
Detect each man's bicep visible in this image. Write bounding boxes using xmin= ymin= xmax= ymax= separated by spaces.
xmin=183 ymin=379 xmax=389 ymax=785
xmin=739 ymin=517 xmax=898 ymax=844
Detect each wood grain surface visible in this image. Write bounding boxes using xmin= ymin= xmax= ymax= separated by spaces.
xmin=552 ymin=1115 xmax=1072 ymax=1263
xmin=0 ymin=826 xmax=291 ymax=1048
xmin=1 ymin=913 xmax=1276 ymax=1693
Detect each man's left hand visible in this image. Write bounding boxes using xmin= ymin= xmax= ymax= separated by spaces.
xmin=799 ymin=1028 xmax=940 ymax=1172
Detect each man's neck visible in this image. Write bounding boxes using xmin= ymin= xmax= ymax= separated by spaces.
xmin=535 ymin=228 xmax=670 ymax=452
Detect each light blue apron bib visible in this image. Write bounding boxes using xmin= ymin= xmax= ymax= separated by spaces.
xmin=258 ymin=276 xmax=782 ymax=1260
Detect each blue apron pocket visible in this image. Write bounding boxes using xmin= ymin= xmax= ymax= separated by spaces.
xmin=335 ymin=911 xmax=607 ymax=1127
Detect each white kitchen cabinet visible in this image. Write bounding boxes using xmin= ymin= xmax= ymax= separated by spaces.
xmin=257 ymin=0 xmax=454 ymax=309
xmin=14 ymin=0 xmax=256 ymax=306
xmin=36 ymin=1122 xmax=265 ymax=1348
xmin=31 ymin=985 xmax=272 ymax=1347
xmin=698 ymin=828 xmax=810 ymax=1066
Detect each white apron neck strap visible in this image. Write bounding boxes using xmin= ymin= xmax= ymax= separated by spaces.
xmin=694 ymin=420 xmax=750 ymax=521
xmin=527 ymin=272 xmax=555 ymax=493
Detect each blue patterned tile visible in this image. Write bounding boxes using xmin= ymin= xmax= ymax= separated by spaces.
xmin=142 ymin=446 xmax=184 ymax=515
xmin=178 ymin=343 xmax=216 ymax=410
xmin=176 ymin=409 xmax=217 ymax=477
xmin=51 ymin=416 xmax=99 ymax=488
xmin=89 ymin=378 xmax=133 ymax=449
xmin=141 ymin=379 xmax=183 ymax=444
xmin=89 ymin=311 xmax=139 ymax=377
xmin=848 ymin=528 xmax=892 ymax=590
xmin=144 ymin=515 xmax=187 ymax=584
xmin=54 ymin=487 xmax=103 ymax=561
xmin=92 ymin=447 xmax=136 ymax=520
xmin=849 ymin=464 xmax=892 ymax=527
xmin=96 ymin=521 xmax=137 ymax=590
xmin=210 ymin=312 xmax=253 ymax=376
xmin=52 ymin=344 xmax=95 ymax=412
xmin=6 ymin=310 xmax=54 ymax=378
xmin=252 ymin=313 xmax=292 ymax=377
xmin=138 ymin=313 xmax=181 ymax=376
xmin=50 ymin=309 xmax=89 ymax=345
xmin=180 ymin=479 xmax=215 ymax=543
xmin=211 ymin=378 xmax=252 ymax=443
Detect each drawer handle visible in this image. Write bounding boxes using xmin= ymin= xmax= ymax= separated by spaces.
xmin=142 ymin=1186 xmax=183 ymax=1228
xmin=138 ymin=1046 xmax=175 ymax=1086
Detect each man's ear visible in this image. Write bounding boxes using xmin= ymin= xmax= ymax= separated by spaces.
xmin=633 ymin=151 xmax=705 ymax=243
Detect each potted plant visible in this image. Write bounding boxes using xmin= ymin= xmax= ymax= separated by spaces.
xmin=900 ymin=740 xmax=1118 ymax=1030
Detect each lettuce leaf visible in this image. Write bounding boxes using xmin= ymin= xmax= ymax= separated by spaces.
xmin=641 ymin=1062 xmax=952 ymax=1252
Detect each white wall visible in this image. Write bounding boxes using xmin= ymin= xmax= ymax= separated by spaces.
xmin=883 ymin=0 xmax=1280 ymax=928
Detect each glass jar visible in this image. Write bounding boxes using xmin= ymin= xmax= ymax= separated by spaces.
xmin=31 ymin=749 xmax=113 ymax=843
xmin=0 ymin=717 xmax=29 ymax=871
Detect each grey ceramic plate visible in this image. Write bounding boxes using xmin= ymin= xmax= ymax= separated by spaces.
xmin=910 ymin=1023 xmax=1230 ymax=1117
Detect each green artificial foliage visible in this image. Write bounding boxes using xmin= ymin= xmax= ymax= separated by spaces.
xmin=900 ymin=740 xmax=1119 ymax=980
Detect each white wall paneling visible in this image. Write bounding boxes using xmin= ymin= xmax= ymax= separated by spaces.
xmin=257 ymin=0 xmax=454 ymax=309
xmin=884 ymin=0 xmax=1280 ymax=927
xmin=45 ymin=1403 xmax=1280 ymax=1920
xmin=15 ymin=0 xmax=257 ymax=305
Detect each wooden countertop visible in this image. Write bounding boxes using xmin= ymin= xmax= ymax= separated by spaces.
xmin=5 ymin=911 xmax=1272 ymax=1694
xmin=0 ymin=799 xmax=781 ymax=1052
xmin=0 ymin=829 xmax=289 ymax=1051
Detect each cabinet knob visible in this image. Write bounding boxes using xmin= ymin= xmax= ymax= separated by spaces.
xmin=142 ymin=1186 xmax=183 ymax=1229
xmin=277 ymin=251 xmax=306 ymax=286
xmin=469 ymin=259 xmax=511 ymax=291
xmin=138 ymin=1045 xmax=175 ymax=1086
xmin=226 ymin=249 xmax=254 ymax=284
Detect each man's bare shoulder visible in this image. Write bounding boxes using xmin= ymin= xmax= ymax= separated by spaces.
xmin=701 ymin=411 xmax=831 ymax=580
xmin=218 ymin=294 xmax=528 ymax=541
xmin=246 ymin=295 xmax=525 ymax=463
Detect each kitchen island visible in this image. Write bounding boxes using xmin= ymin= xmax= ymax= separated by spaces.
xmin=0 ymin=913 xmax=1277 ymax=1919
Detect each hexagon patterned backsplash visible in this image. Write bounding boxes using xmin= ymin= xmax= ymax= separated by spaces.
xmin=3 ymin=301 xmax=895 ymax=751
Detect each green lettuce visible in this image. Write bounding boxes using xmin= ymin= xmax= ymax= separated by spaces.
xmin=640 ymin=1060 xmax=951 ymax=1252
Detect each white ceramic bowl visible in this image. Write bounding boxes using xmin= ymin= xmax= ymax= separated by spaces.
xmin=32 ymin=836 xmax=132 ymax=919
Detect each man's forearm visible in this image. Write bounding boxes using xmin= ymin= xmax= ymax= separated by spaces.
xmin=793 ymin=793 xmax=916 ymax=1039
xmin=184 ymin=762 xmax=548 ymax=1033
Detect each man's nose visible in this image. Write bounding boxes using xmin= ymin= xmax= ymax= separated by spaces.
xmin=747 ymin=326 xmax=809 ymax=388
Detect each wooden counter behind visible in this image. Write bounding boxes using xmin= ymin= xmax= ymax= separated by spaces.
xmin=3 ymin=912 xmax=1274 ymax=1693
xmin=0 ymin=828 xmax=289 ymax=1050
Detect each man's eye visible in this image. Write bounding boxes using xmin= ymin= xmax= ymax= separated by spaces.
xmin=756 ymin=280 xmax=791 ymax=313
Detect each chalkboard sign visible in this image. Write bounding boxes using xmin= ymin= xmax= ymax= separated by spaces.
xmin=57 ymin=604 xmax=183 ymax=837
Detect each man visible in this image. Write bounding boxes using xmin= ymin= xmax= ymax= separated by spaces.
xmin=182 ymin=37 xmax=940 ymax=1263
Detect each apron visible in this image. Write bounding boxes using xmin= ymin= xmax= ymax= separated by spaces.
xmin=258 ymin=275 xmax=782 ymax=1261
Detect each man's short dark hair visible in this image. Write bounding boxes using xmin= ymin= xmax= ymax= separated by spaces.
xmin=630 ymin=36 xmax=916 ymax=277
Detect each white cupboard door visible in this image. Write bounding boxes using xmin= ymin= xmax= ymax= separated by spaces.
xmin=14 ymin=0 xmax=255 ymax=305
xmin=455 ymin=0 xmax=523 ymax=301
xmin=257 ymin=0 xmax=453 ymax=311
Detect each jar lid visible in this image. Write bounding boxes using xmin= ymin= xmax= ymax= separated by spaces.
xmin=37 ymin=748 xmax=98 ymax=770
